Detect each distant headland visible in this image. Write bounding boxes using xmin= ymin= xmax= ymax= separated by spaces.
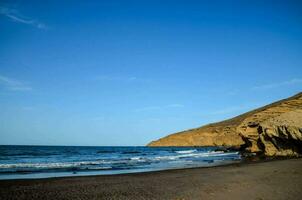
xmin=148 ymin=92 xmax=302 ymax=157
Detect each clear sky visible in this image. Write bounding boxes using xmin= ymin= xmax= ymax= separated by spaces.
xmin=0 ymin=0 xmax=301 ymax=146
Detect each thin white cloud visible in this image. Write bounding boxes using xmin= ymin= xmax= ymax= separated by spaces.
xmin=95 ymin=75 xmax=135 ymax=81
xmin=252 ymin=78 xmax=302 ymax=91
xmin=166 ymin=104 xmax=185 ymax=108
xmin=0 ymin=75 xmax=32 ymax=91
xmin=0 ymin=6 xmax=47 ymax=29
xmin=94 ymin=75 xmax=151 ymax=83
xmin=135 ymin=104 xmax=184 ymax=112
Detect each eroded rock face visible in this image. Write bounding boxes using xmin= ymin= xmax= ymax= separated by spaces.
xmin=252 ymin=110 xmax=302 ymax=156
xmin=148 ymin=92 xmax=302 ymax=157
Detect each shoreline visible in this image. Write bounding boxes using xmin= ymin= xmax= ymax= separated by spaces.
xmin=0 ymin=155 xmax=296 ymax=181
xmin=0 ymin=159 xmax=242 ymax=181
xmin=1 ymin=158 xmax=301 ymax=200
xmin=0 ymin=159 xmax=244 ymax=181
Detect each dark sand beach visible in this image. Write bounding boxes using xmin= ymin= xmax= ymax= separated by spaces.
xmin=0 ymin=158 xmax=301 ymax=200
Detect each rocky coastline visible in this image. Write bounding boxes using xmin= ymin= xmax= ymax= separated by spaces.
xmin=148 ymin=92 xmax=302 ymax=157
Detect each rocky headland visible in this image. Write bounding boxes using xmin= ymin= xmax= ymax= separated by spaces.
xmin=148 ymin=92 xmax=302 ymax=157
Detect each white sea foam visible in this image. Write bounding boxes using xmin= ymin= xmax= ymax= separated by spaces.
xmin=153 ymin=151 xmax=239 ymax=161
xmin=179 ymin=151 xmax=238 ymax=158
xmin=130 ymin=157 xmax=142 ymax=161
xmin=175 ymin=150 xmax=197 ymax=154
xmin=0 ymin=160 xmax=107 ymax=169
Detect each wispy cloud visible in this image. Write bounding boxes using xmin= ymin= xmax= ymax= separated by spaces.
xmin=0 ymin=6 xmax=47 ymax=29
xmin=0 ymin=75 xmax=32 ymax=91
xmin=96 ymin=75 xmax=137 ymax=81
xmin=252 ymin=78 xmax=302 ymax=91
xmin=135 ymin=104 xmax=184 ymax=112
xmin=94 ymin=75 xmax=151 ymax=83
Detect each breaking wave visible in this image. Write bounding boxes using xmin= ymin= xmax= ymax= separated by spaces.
xmin=0 ymin=146 xmax=241 ymax=178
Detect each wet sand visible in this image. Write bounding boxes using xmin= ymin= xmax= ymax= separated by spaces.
xmin=0 ymin=158 xmax=301 ymax=200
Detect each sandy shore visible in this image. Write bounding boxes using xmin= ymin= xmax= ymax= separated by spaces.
xmin=0 ymin=158 xmax=301 ymax=200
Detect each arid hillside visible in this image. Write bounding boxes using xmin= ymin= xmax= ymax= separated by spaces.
xmin=148 ymin=92 xmax=302 ymax=156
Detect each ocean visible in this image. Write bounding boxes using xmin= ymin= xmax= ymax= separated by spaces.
xmin=0 ymin=145 xmax=241 ymax=180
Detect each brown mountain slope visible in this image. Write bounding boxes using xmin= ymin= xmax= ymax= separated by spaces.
xmin=148 ymin=92 xmax=302 ymax=156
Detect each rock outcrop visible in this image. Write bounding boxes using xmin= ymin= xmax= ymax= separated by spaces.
xmin=148 ymin=92 xmax=302 ymax=156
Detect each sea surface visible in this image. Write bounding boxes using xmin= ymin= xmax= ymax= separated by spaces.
xmin=0 ymin=145 xmax=241 ymax=180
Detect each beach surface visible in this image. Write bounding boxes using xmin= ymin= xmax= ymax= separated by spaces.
xmin=0 ymin=158 xmax=301 ymax=200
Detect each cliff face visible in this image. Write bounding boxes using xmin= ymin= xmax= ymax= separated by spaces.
xmin=148 ymin=92 xmax=302 ymax=156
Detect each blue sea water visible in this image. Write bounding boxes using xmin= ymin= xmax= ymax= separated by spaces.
xmin=0 ymin=145 xmax=241 ymax=180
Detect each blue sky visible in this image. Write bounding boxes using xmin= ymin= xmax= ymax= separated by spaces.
xmin=0 ymin=0 xmax=301 ymax=146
